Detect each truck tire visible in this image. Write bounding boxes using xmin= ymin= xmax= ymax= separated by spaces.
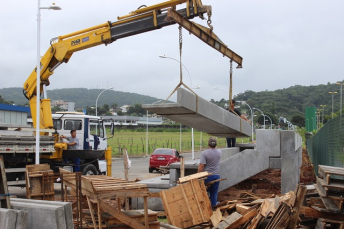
xmin=82 ymin=164 xmax=98 ymax=176
xmin=149 ymin=168 xmax=154 ymax=173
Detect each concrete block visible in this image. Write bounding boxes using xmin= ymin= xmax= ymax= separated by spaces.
xmin=11 ymin=201 xmax=67 ymax=229
xmin=131 ymin=188 xmax=165 ymax=211
xmin=219 ymin=149 xmax=269 ymax=192
xmin=0 ymin=208 xmax=17 ymax=229
xmin=11 ymin=198 xmax=73 ymax=229
xmin=256 ymin=129 xmax=281 ymax=157
xmin=220 ymin=147 xmax=240 ymax=161
xmin=281 ymin=131 xmax=300 ymax=194
xmin=143 ymin=88 xmax=251 ymax=138
xmin=12 ymin=210 xmax=28 ymax=229
xmin=269 ymin=158 xmax=282 ymax=169
xmin=138 ymin=174 xmax=170 ymax=189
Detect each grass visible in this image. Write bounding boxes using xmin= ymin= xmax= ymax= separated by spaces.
xmin=107 ymin=128 xmax=252 ymax=157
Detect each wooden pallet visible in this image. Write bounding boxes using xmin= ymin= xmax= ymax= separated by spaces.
xmin=25 ymin=164 xmax=54 ymax=200
xmin=0 ymin=156 xmax=11 ymax=208
xmin=160 ymin=178 xmax=213 ymax=228
xmin=318 ymin=165 xmax=344 ymax=185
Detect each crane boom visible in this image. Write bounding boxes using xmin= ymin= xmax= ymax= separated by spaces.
xmin=23 ymin=0 xmax=243 ymax=130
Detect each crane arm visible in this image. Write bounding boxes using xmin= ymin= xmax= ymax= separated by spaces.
xmin=23 ymin=0 xmax=243 ymax=130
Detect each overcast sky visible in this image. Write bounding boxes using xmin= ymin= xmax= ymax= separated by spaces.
xmin=1 ymin=0 xmax=344 ymax=102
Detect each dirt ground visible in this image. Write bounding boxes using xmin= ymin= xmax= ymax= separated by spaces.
xmin=218 ymin=148 xmax=316 ymax=201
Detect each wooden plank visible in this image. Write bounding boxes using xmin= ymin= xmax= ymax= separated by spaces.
xmin=99 ymin=201 xmax=146 ymax=229
xmin=214 ymin=212 xmax=242 ymax=229
xmin=300 ymin=206 xmax=344 ymax=220
xmin=178 ymin=171 xmax=209 ymax=184
xmin=180 ymin=157 xmax=185 ymax=178
xmin=210 ymin=208 xmax=222 ymax=227
xmin=26 ymin=164 xmax=50 ymax=173
xmin=144 ymin=197 xmax=149 ymax=229
xmin=235 ymin=204 xmax=251 ymax=215
xmin=160 ymin=190 xmax=175 ymax=226
xmin=86 ymin=196 xmax=97 ymax=229
xmin=260 ymin=199 xmax=272 ymax=218
xmin=321 ymin=197 xmax=340 ymax=212
xmin=287 ymin=185 xmax=307 ymax=229
xmin=228 ymin=209 xmax=258 ymax=229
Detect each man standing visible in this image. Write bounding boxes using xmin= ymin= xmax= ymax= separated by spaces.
xmin=61 ymin=130 xmax=80 ymax=172
xmin=198 ymin=137 xmax=222 ymax=207
xmin=227 ymin=99 xmax=250 ymax=147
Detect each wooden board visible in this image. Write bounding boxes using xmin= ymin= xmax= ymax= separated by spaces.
xmin=26 ymin=164 xmax=54 ymax=200
xmin=178 ymin=171 xmax=209 ymax=184
xmin=318 ymin=165 xmax=344 ymax=184
xmin=160 ymin=178 xmax=212 ymax=228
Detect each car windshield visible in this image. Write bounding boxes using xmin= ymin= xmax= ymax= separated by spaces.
xmin=153 ymin=149 xmax=173 ymax=155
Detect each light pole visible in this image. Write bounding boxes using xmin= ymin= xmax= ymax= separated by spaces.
xmin=146 ymin=100 xmax=162 ymax=157
xmin=337 ymin=82 xmax=344 ymax=117
xmin=329 ymin=91 xmax=338 ymax=119
xmin=159 ymin=55 xmax=193 ymax=88
xmin=96 ymin=87 xmax=114 ymax=117
xmin=213 ymin=87 xmax=229 ymax=95
xmin=190 ymin=86 xmax=200 ymax=160
xmin=253 ymin=108 xmax=265 ymax=129
xmin=320 ymin=105 xmax=326 ymax=124
xmin=265 ymin=115 xmax=272 ymax=129
xmin=237 ymin=101 xmax=254 ymax=141
xmin=36 ymin=1 xmax=61 ymax=164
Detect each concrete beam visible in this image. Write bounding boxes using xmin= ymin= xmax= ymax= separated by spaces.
xmin=143 ymin=88 xmax=251 ymax=137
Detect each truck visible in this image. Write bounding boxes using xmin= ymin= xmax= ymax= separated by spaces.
xmin=0 ymin=107 xmax=113 ymax=186
xmin=1 ymin=0 xmax=242 ymax=185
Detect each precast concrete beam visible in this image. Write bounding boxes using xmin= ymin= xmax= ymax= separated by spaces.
xmin=143 ymin=88 xmax=251 ymax=138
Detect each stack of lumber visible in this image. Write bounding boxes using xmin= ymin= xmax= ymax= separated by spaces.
xmin=305 ymin=165 xmax=344 ymax=228
xmin=25 ymin=163 xmax=54 ymax=200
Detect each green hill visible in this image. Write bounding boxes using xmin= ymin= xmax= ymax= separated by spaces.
xmin=0 ymin=87 xmax=164 ymax=108
xmin=1 ymin=82 xmax=343 ymax=126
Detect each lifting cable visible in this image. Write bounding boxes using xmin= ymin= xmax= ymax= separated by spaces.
xmin=164 ymin=25 xmax=198 ymax=105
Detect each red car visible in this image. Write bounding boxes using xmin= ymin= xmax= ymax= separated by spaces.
xmin=149 ymin=148 xmax=180 ymax=173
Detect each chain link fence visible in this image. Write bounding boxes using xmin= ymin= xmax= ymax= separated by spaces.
xmin=307 ymin=116 xmax=344 ymax=176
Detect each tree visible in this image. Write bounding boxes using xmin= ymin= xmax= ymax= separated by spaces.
xmin=291 ymin=114 xmax=305 ymax=128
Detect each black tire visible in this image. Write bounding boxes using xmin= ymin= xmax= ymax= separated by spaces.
xmin=149 ymin=168 xmax=154 ymax=173
xmin=82 ymin=164 xmax=98 ymax=176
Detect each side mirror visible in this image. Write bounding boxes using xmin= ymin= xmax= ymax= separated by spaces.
xmin=110 ymin=122 xmax=115 ymax=135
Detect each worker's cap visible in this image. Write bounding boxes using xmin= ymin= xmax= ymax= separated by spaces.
xmin=208 ymin=137 xmax=217 ymax=147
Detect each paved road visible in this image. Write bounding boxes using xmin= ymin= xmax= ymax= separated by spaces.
xmin=112 ymin=150 xmax=203 ymax=181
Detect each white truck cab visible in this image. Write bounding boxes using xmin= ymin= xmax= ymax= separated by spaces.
xmin=52 ymin=112 xmax=109 ymax=174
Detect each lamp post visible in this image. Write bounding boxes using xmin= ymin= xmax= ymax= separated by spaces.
xmin=237 ymin=101 xmax=254 ymax=141
xmin=320 ymin=105 xmax=326 ymax=124
xmin=35 ymin=1 xmax=61 ymax=164
xmin=265 ymin=115 xmax=272 ymax=129
xmin=253 ymin=108 xmax=265 ymax=129
xmin=146 ymin=100 xmax=162 ymax=157
xmin=96 ymin=87 xmax=114 ymax=117
xmin=159 ymin=55 xmax=193 ymax=87
xmin=337 ymin=82 xmax=344 ymax=117
xmin=213 ymin=87 xmax=229 ymax=95
xmin=329 ymin=91 xmax=338 ymax=119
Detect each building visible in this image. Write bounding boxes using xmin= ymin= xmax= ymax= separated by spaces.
xmin=0 ymin=104 xmax=30 ymax=126
xmin=120 ymin=105 xmax=131 ymax=113
xmin=51 ymin=100 xmax=75 ymax=111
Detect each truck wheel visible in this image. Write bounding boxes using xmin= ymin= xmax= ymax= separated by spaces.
xmin=149 ymin=168 xmax=154 ymax=173
xmin=82 ymin=164 xmax=98 ymax=176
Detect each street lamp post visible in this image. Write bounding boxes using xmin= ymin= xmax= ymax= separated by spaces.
xmin=146 ymin=100 xmax=162 ymax=157
xmin=96 ymin=87 xmax=114 ymax=117
xmin=36 ymin=1 xmax=61 ymax=164
xmin=337 ymin=82 xmax=344 ymax=117
xmin=159 ymin=55 xmax=193 ymax=87
xmin=329 ymin=91 xmax=338 ymax=119
xmin=320 ymin=105 xmax=326 ymax=124
xmin=253 ymin=108 xmax=265 ymax=129
xmin=237 ymin=101 xmax=254 ymax=141
xmin=265 ymin=115 xmax=272 ymax=129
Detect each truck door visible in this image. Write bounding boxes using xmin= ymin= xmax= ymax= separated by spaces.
xmin=89 ymin=119 xmax=107 ymax=150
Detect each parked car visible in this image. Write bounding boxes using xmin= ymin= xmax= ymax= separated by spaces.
xmin=149 ymin=148 xmax=180 ymax=173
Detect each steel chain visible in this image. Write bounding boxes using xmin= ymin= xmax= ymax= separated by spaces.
xmin=179 ymin=25 xmax=183 ymax=81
